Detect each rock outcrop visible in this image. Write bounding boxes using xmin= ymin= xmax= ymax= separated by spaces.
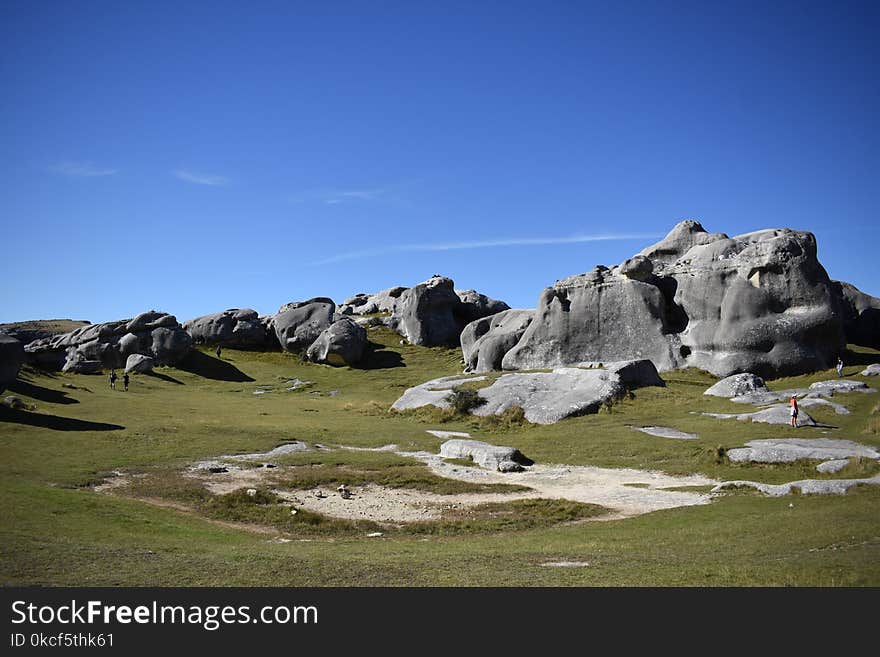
xmin=387 ymin=276 xmax=463 ymax=347
xmin=124 ymin=354 xmax=154 ymax=374
xmin=461 ymin=309 xmax=534 ymax=373
xmin=862 ymin=364 xmax=880 ymax=376
xmin=831 ymin=281 xmax=880 ymax=350
xmin=0 ymin=334 xmax=25 ymax=393
xmin=499 ymin=222 xmax=847 ymax=378
xmin=24 ymin=311 xmax=192 ymax=372
xmin=454 ymin=289 xmax=510 ymax=325
xmin=273 ymin=298 xmax=336 ymax=353
xmin=305 ymin=317 xmax=367 ymax=366
xmin=726 ymin=438 xmax=879 ymax=464
xmin=184 ymin=309 xmax=276 ymax=349
xmin=338 ymin=287 xmax=407 ymax=316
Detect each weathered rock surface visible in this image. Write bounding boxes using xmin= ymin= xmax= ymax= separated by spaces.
xmin=472 ymin=368 xmax=626 ymax=425
xmin=862 ymin=364 xmax=880 ymax=376
xmin=0 ymin=334 xmax=25 ymax=393
xmin=816 ymin=459 xmax=849 ymax=474
xmin=184 ymin=308 xmax=275 ymax=348
xmin=273 ymin=298 xmax=336 ymax=352
xmin=831 ymin=280 xmax=880 ymax=350
xmin=704 ymin=373 xmax=768 ymax=398
xmin=632 ymin=426 xmax=699 ymax=440
xmin=500 ymin=222 xmax=847 ymax=378
xmin=338 ymin=286 xmax=407 ymax=316
xmin=726 ymin=438 xmax=879 ymax=463
xmin=439 ymin=439 xmax=533 ymax=472
xmin=702 ymin=404 xmax=817 ymax=426
xmin=713 ymin=475 xmax=880 ymax=497
xmin=390 ymin=375 xmax=487 ymax=411
xmin=305 ymin=318 xmax=367 ymax=366
xmin=124 ymin=354 xmax=154 ymax=374
xmin=24 ymin=311 xmax=192 ymax=372
xmin=461 ymin=309 xmax=534 ymax=373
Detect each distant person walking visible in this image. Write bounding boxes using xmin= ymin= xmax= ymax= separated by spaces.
xmin=123 ymin=372 xmax=130 ymax=392
xmin=216 ymin=345 xmax=222 ymax=359
xmin=837 ymin=356 xmax=844 ymax=377
xmin=109 ymin=369 xmax=117 ymax=390
xmin=789 ymin=395 xmax=799 ymax=428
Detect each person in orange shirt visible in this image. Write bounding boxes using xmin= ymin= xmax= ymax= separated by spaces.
xmin=789 ymin=395 xmax=799 ymax=428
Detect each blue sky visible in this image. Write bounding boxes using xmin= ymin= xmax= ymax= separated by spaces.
xmin=2 ymin=0 xmax=877 ymax=324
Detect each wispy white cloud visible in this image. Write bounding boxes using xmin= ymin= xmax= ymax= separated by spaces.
xmin=174 ymin=169 xmax=228 ymax=186
xmin=50 ymin=161 xmax=117 ymax=177
xmin=290 ymin=188 xmax=386 ymax=205
xmin=311 ymin=233 xmax=663 ymax=265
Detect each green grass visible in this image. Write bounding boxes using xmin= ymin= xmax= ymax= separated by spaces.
xmin=1 ymin=331 xmax=879 ymax=585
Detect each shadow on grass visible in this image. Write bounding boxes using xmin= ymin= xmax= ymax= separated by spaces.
xmin=7 ymin=379 xmax=79 ymax=405
xmin=0 ymin=407 xmax=124 ymax=431
xmin=174 ymin=350 xmax=255 ymax=382
xmin=356 ymin=341 xmax=405 ymax=370
xmin=145 ymin=371 xmax=184 ymax=385
xmin=843 ymin=347 xmax=880 ymax=368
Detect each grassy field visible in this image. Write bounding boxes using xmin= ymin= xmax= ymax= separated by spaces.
xmin=1 ymin=328 xmax=879 ymax=586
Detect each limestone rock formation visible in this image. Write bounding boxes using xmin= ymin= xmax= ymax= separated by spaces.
xmin=704 ymin=373 xmax=769 ymax=398
xmin=184 ymin=308 xmax=275 ymax=348
xmin=0 ymin=334 xmax=25 ymax=393
xmin=461 ymin=309 xmax=534 ymax=373
xmin=454 ymin=289 xmax=510 ymax=325
xmin=387 ymin=276 xmax=463 ymax=347
xmin=273 ymin=298 xmax=336 ymax=352
xmin=862 ymin=364 xmax=880 ymax=376
xmin=604 ymin=359 xmax=665 ymax=388
xmin=726 ymin=438 xmax=879 ymax=464
xmin=338 ymin=287 xmax=407 ymax=316
xmin=500 ymin=222 xmax=846 ymax=378
xmin=831 ymin=281 xmax=880 ymax=350
xmin=391 ymin=375 xmax=487 ymax=411
xmin=24 ymin=311 xmax=192 ymax=372
xmin=305 ymin=317 xmax=367 ymax=366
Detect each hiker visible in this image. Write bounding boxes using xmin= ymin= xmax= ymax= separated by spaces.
xmin=789 ymin=395 xmax=799 ymax=428
xmin=123 ymin=372 xmax=130 ymax=392
xmin=109 ymin=369 xmax=117 ymax=390
xmin=837 ymin=356 xmax=844 ymax=377
xmin=216 ymin=345 xmax=222 ymax=359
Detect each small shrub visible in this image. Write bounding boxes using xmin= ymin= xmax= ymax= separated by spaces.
xmin=446 ymin=387 xmax=486 ymax=415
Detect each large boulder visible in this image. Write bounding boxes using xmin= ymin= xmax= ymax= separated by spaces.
xmin=24 ymin=311 xmax=192 ymax=372
xmin=125 ymin=354 xmax=154 ymax=374
xmin=704 ymin=373 xmax=769 ymax=398
xmin=391 ymin=375 xmax=488 ymax=411
xmin=273 ymin=298 xmax=336 ymax=352
xmin=388 ymin=276 xmax=463 ymax=347
xmin=831 ymin=281 xmax=880 ymax=350
xmin=184 ymin=309 xmax=275 ymax=349
xmin=305 ymin=318 xmax=367 ymax=366
xmin=455 ymin=289 xmax=510 ymax=325
xmin=604 ymin=359 xmax=665 ymax=388
xmin=461 ymin=309 xmax=534 ymax=373
xmin=501 ymin=222 xmax=846 ymax=378
xmin=0 ymin=334 xmax=25 ymax=393
xmin=472 ymin=368 xmax=626 ymax=425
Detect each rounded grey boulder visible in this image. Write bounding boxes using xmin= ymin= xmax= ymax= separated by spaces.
xmin=125 ymin=354 xmax=155 ymax=374
xmin=273 ymin=298 xmax=336 ymax=353
xmin=461 ymin=309 xmax=534 ymax=373
xmin=388 ymin=276 xmax=463 ymax=347
xmin=0 ymin=334 xmax=25 ymax=393
xmin=184 ymin=308 xmax=273 ymax=348
xmin=704 ymin=373 xmax=769 ymax=398
xmin=305 ymin=318 xmax=367 ymax=366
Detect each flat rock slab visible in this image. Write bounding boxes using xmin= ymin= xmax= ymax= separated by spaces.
xmin=816 ymin=459 xmax=850 ymax=474
xmin=704 ymin=373 xmax=768 ymax=398
xmin=391 ymin=375 xmax=487 ymax=411
xmin=713 ymin=475 xmax=880 ymax=497
xmin=862 ymin=364 xmax=880 ymax=376
xmin=808 ymin=379 xmax=874 ymax=395
xmin=426 ymin=430 xmax=472 ymax=440
xmin=797 ymin=397 xmax=850 ymax=415
xmin=472 ymin=368 xmax=626 ymax=425
xmin=632 ymin=426 xmax=699 ymax=440
xmin=702 ymin=404 xmax=817 ymax=426
xmin=726 ymin=438 xmax=880 ymax=464
xmin=439 ymin=438 xmax=532 ymax=472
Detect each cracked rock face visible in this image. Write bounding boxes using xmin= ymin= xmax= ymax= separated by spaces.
xmin=305 ymin=317 xmax=367 ymax=366
xmin=184 ymin=308 xmax=276 ymax=349
xmin=480 ymin=221 xmax=855 ymax=378
xmin=461 ymin=309 xmax=534 ymax=373
xmin=704 ymin=373 xmax=768 ymax=398
xmin=273 ymin=298 xmax=336 ymax=353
